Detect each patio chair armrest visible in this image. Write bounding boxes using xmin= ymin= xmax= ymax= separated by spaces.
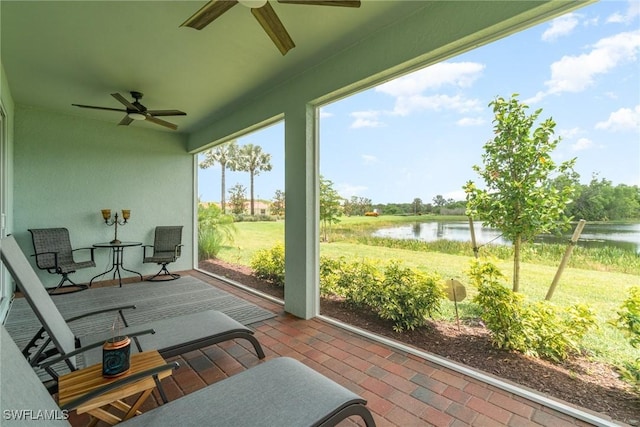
xmin=65 ymin=304 xmax=137 ymax=328
xmin=175 ymin=244 xmax=183 ymax=257
xmin=31 ymin=250 xmax=59 ymax=269
xmin=39 ymin=329 xmax=156 ymax=370
xmin=71 ymin=246 xmax=96 ymax=262
xmin=142 ymin=244 xmax=153 ymax=259
xmin=59 ymin=361 xmax=180 ymax=411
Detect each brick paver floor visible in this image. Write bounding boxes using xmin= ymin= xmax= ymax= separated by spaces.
xmin=67 ymin=270 xmax=624 ymax=427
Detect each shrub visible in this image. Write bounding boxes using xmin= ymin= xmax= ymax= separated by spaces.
xmin=614 ymin=286 xmax=640 ymax=390
xmin=198 ymin=228 xmax=225 ymax=260
xmin=468 ymin=259 xmax=596 ymax=361
xmin=371 ymin=261 xmax=443 ymax=332
xmin=233 ymin=214 xmax=277 ymax=222
xmin=615 ymin=286 xmax=640 ymax=348
xmin=250 ymin=243 xmax=285 ymax=285
xmin=322 ymin=257 xmax=443 ymax=332
xmin=197 ymin=203 xmax=235 ymax=260
xmin=338 ymin=259 xmax=383 ymax=308
xmin=319 ymin=256 xmax=346 ymax=297
xmin=364 ymin=211 xmax=379 ymax=217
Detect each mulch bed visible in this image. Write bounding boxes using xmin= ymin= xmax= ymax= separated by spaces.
xmin=199 ymin=259 xmax=640 ymax=425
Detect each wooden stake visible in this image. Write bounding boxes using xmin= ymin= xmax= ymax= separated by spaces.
xmin=468 ymin=216 xmax=479 ymax=259
xmin=545 ymin=219 xmax=587 ymax=301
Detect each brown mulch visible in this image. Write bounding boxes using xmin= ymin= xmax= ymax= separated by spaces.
xmin=199 ymin=259 xmax=640 ymax=425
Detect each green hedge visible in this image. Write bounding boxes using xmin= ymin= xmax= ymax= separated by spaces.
xmin=252 ymin=246 xmax=444 ymax=332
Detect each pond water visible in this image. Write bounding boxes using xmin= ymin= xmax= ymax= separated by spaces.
xmin=371 ymin=221 xmax=640 ymax=253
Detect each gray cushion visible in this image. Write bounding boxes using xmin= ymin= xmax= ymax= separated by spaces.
xmin=120 ymin=357 xmax=368 ymax=427
xmin=0 ymin=326 xmax=70 ymax=426
xmin=81 ymin=311 xmax=251 ymax=366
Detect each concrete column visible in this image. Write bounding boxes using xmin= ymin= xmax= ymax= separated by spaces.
xmin=283 ymin=104 xmax=318 ymax=319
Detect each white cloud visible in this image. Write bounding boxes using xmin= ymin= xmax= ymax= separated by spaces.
xmin=376 ymin=62 xmax=485 ymax=97
xmin=559 ymin=127 xmax=582 ymax=139
xmin=336 ymin=183 xmax=368 ymax=200
xmin=571 ymin=138 xmax=594 ymax=151
xmin=319 ymin=110 xmax=334 ymax=119
xmin=350 ymin=110 xmax=384 ymax=129
xmin=392 ymin=94 xmax=482 ymax=116
xmin=542 ymin=13 xmax=579 ymax=42
xmin=361 ymin=154 xmax=379 ymax=165
xmin=607 ymin=0 xmax=640 ymax=24
xmin=367 ymin=61 xmax=486 ymax=117
xmin=533 ymin=30 xmax=640 ymax=102
xmin=595 ymin=105 xmax=640 ymax=132
xmin=456 ymin=117 xmax=485 ymax=127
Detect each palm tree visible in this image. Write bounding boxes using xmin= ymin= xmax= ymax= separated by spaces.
xmin=199 ymin=140 xmax=238 ymax=213
xmin=235 ymin=144 xmax=272 ymax=215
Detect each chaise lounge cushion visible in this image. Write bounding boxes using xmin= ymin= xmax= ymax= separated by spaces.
xmin=114 ymin=357 xmax=370 ymax=427
xmin=81 ymin=310 xmax=253 ymax=366
xmin=1 ymin=326 xmax=69 ymax=426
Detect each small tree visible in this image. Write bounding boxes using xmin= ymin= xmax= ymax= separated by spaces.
xmin=199 ymin=140 xmax=238 ymax=213
xmin=228 ymin=183 xmax=247 ymax=215
xmin=464 ymin=94 xmax=576 ymax=292
xmin=319 ymin=176 xmax=343 ymax=242
xmin=234 ymin=144 xmax=272 ymax=215
xmin=412 ymin=198 xmax=423 ymax=215
xmin=271 ymin=189 xmax=285 ymax=217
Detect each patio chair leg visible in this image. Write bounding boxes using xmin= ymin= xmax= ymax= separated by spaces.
xmin=47 ymin=274 xmax=88 ymax=295
xmin=154 ymin=375 xmax=169 ymax=404
xmin=145 ymin=264 xmax=180 ymax=282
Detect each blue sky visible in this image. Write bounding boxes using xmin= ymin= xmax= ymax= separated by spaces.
xmin=198 ymin=0 xmax=640 ymax=205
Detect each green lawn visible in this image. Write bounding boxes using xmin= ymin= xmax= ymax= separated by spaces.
xmin=215 ymin=217 xmax=640 ymax=369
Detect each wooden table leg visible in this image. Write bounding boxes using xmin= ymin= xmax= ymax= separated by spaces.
xmin=86 ymin=407 xmax=122 ymax=426
xmin=123 ymin=388 xmax=155 ymax=421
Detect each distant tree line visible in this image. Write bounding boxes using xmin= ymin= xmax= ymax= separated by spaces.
xmin=559 ymin=175 xmax=640 ymax=221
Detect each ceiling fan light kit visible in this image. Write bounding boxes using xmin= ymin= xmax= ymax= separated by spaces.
xmin=72 ymin=91 xmax=186 ymax=131
xmin=238 ymin=0 xmax=267 ymax=8
xmin=127 ymin=112 xmax=146 ymax=121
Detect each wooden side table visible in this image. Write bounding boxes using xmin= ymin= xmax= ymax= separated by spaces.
xmin=58 ymin=350 xmax=172 ymax=426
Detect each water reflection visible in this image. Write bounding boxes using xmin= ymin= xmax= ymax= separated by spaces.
xmin=372 ymin=221 xmax=640 ymax=253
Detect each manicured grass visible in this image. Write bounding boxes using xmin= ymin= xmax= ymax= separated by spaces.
xmin=215 ymin=217 xmax=640 ymax=369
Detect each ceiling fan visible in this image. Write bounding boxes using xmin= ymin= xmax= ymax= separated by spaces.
xmin=72 ymin=91 xmax=186 ymax=131
xmin=181 ymin=0 xmax=361 ymax=56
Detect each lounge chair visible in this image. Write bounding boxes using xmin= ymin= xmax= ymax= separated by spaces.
xmin=0 ymin=326 xmax=376 ymax=426
xmin=0 ymin=235 xmax=265 ymax=385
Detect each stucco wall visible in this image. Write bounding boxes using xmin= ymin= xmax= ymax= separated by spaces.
xmin=1 ymin=61 xmax=16 ymax=319
xmin=13 ymin=106 xmax=193 ymax=287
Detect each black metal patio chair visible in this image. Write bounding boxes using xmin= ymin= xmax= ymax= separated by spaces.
xmin=28 ymin=227 xmax=95 ymax=294
xmin=143 ymin=226 xmax=183 ymax=281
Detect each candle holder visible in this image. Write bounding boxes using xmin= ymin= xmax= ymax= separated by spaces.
xmin=101 ymin=209 xmax=130 ymax=244
xmin=102 ymin=316 xmax=131 ymax=378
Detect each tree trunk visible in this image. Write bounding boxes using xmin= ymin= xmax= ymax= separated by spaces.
xmin=513 ymin=234 xmax=521 ymax=292
xmin=250 ymin=171 xmax=255 ymax=215
xmin=220 ymin=164 xmax=226 ymax=214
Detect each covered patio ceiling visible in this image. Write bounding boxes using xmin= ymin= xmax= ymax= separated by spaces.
xmin=1 ymin=1 xmax=589 ymax=137
xmin=2 ymin=1 xmax=431 ymax=134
